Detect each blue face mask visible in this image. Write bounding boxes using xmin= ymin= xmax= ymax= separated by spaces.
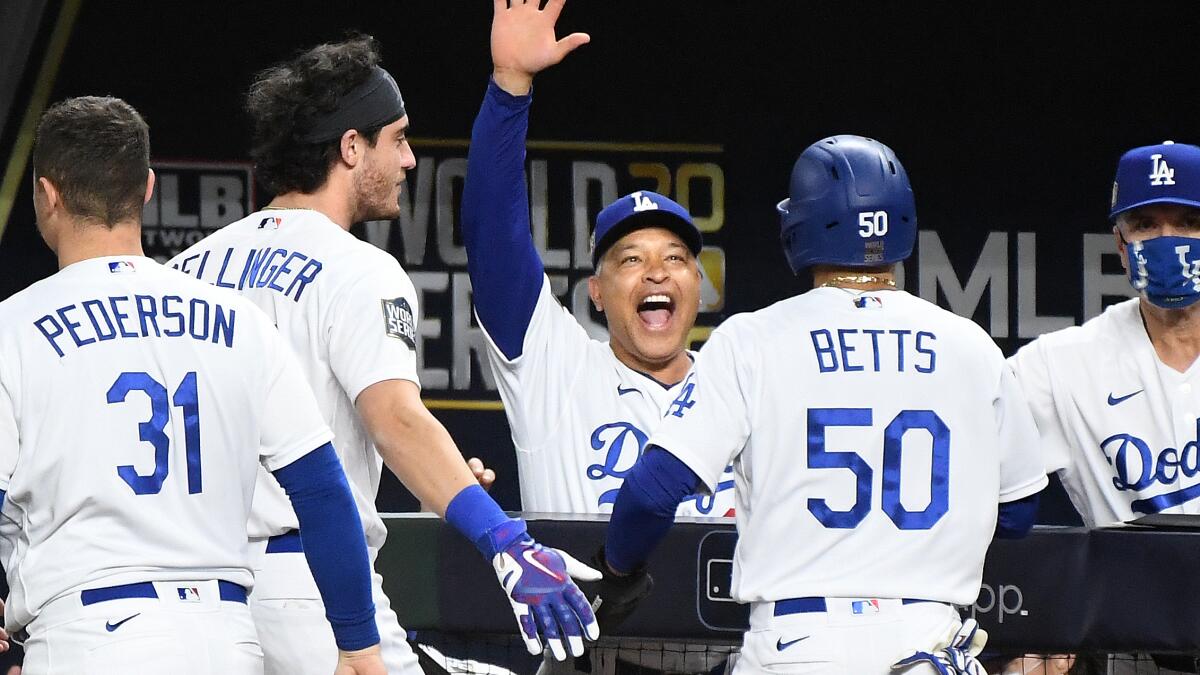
xmin=1126 ymin=236 xmax=1200 ymax=308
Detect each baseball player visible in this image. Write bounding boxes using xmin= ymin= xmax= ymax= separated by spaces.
xmin=1010 ymin=141 xmax=1200 ymax=530
xmin=0 ymin=96 xmax=386 ymax=674
xmin=461 ymin=3 xmax=733 ymax=672
xmin=170 ymin=36 xmax=598 ymax=673
xmin=600 ymin=135 xmax=1049 ymax=674
xmin=464 ymin=0 xmax=734 ymax=526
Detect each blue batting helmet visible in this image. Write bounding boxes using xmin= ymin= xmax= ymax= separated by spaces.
xmin=776 ymin=135 xmax=916 ymax=274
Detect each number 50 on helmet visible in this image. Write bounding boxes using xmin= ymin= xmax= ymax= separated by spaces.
xmin=776 ymin=134 xmax=917 ymax=274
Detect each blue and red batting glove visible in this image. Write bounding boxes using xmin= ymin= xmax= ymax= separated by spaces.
xmin=487 ymin=519 xmax=601 ymax=660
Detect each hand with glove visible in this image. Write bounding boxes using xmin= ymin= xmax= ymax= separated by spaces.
xmin=488 ymin=519 xmax=601 ymax=660
xmin=446 ymin=484 xmax=602 ymax=660
xmin=578 ymin=546 xmax=654 ymax=631
xmin=892 ymin=618 xmax=988 ymax=675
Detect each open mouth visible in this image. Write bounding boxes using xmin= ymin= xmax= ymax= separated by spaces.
xmin=637 ymin=293 xmax=675 ymax=330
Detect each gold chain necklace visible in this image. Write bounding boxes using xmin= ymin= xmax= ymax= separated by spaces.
xmin=819 ymin=274 xmax=896 ymax=288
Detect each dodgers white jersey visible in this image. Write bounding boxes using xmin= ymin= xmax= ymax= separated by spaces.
xmin=650 ymin=287 xmax=1047 ymax=606
xmin=1009 ymin=298 xmax=1200 ymax=527
xmin=0 ymin=256 xmax=332 ymax=631
xmin=170 ymin=209 xmax=420 ymax=548
xmin=482 ymin=278 xmax=736 ymax=516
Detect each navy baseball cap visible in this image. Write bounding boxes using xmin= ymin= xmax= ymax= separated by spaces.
xmin=591 ymin=191 xmax=702 ymax=267
xmin=1110 ymin=141 xmax=1200 ymax=219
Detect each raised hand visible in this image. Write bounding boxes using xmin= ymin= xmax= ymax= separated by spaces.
xmin=491 ymin=0 xmax=590 ymax=94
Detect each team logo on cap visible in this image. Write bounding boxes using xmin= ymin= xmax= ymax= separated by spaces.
xmin=1150 ymin=153 xmax=1176 ymax=186
xmin=630 ymin=191 xmax=659 ymax=213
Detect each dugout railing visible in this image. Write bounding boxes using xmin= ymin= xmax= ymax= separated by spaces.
xmin=378 ymin=514 xmax=1200 ymax=655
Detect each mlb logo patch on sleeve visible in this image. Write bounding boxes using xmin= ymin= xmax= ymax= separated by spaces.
xmin=381 ymin=297 xmax=417 ymax=349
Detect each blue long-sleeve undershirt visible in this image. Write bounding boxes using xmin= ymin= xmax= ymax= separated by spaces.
xmin=605 ymin=446 xmax=701 ymax=574
xmin=995 ymin=492 xmax=1041 ymax=539
xmin=272 ymin=443 xmax=379 ymax=651
xmin=461 ymin=79 xmax=545 ymax=361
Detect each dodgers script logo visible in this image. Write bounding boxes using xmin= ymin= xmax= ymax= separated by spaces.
xmin=1150 ymin=153 xmax=1176 ymax=186
xmin=587 ymin=420 xmax=734 ymax=514
xmin=1100 ymin=419 xmax=1200 ymax=514
xmin=588 ymin=422 xmax=649 ymax=506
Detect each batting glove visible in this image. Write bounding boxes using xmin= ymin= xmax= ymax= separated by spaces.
xmin=579 ymin=547 xmax=654 ymax=631
xmin=892 ymin=618 xmax=988 ymax=675
xmin=489 ymin=520 xmax=601 ymax=660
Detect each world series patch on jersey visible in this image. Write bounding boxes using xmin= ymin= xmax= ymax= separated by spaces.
xmin=649 ymin=287 xmax=1048 ymax=607
xmin=1010 ymin=297 xmax=1200 ymax=527
xmin=0 ymin=256 xmax=332 ymax=631
xmin=481 ymin=276 xmax=737 ymax=517
xmin=170 ymin=208 xmax=422 ymax=550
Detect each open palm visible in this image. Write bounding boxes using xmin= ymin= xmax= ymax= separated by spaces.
xmin=492 ymin=0 xmax=589 ymax=79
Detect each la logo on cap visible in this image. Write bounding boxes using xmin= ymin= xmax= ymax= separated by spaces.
xmin=631 ymin=191 xmax=659 ymax=213
xmin=1150 ymin=142 xmax=1176 ymax=187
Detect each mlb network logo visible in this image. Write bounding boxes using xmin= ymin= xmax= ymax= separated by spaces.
xmin=108 ymin=261 xmax=136 ymax=274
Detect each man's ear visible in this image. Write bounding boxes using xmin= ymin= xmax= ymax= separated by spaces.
xmin=143 ymin=169 xmax=156 ymax=205
xmin=588 ymin=275 xmax=603 ymax=312
xmin=339 ymin=129 xmax=362 ymax=168
xmin=36 ymin=176 xmax=61 ymax=211
xmin=1114 ymin=226 xmax=1129 ymax=274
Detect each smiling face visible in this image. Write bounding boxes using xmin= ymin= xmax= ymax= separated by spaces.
xmin=588 ymin=226 xmax=702 ymax=372
xmin=352 ymin=115 xmax=415 ymax=222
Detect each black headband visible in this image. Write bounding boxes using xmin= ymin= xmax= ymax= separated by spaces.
xmin=298 ymin=66 xmax=406 ymax=143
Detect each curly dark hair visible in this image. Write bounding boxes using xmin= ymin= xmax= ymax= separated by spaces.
xmin=33 ymin=96 xmax=150 ymax=225
xmin=246 ymin=35 xmax=389 ymax=195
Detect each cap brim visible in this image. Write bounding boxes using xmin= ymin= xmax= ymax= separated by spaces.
xmin=1111 ymin=196 xmax=1200 ymax=219
xmin=591 ymin=211 xmax=703 ymax=266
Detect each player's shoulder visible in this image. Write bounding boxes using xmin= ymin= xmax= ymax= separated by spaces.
xmin=168 ymin=210 xmax=265 ymax=265
xmin=893 ymin=290 xmax=1002 ymax=345
xmin=0 ymin=274 xmax=59 ymax=324
xmin=1018 ymin=297 xmax=1137 ymax=358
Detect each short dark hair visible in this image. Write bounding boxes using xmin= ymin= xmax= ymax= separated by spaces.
xmin=32 ymin=96 xmax=150 ymax=224
xmin=246 ymin=35 xmax=388 ymax=195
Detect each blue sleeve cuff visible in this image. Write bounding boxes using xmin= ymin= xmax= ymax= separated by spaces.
xmin=445 ymin=484 xmax=527 ymax=558
xmin=605 ymin=447 xmax=700 ymax=574
xmin=272 ymin=443 xmax=379 ymax=650
xmin=995 ymin=491 xmax=1041 ymax=539
xmin=486 ymin=77 xmax=532 ymax=108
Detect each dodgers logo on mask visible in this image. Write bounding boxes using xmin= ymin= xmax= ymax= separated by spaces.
xmin=1176 ymin=244 xmax=1200 ymax=293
